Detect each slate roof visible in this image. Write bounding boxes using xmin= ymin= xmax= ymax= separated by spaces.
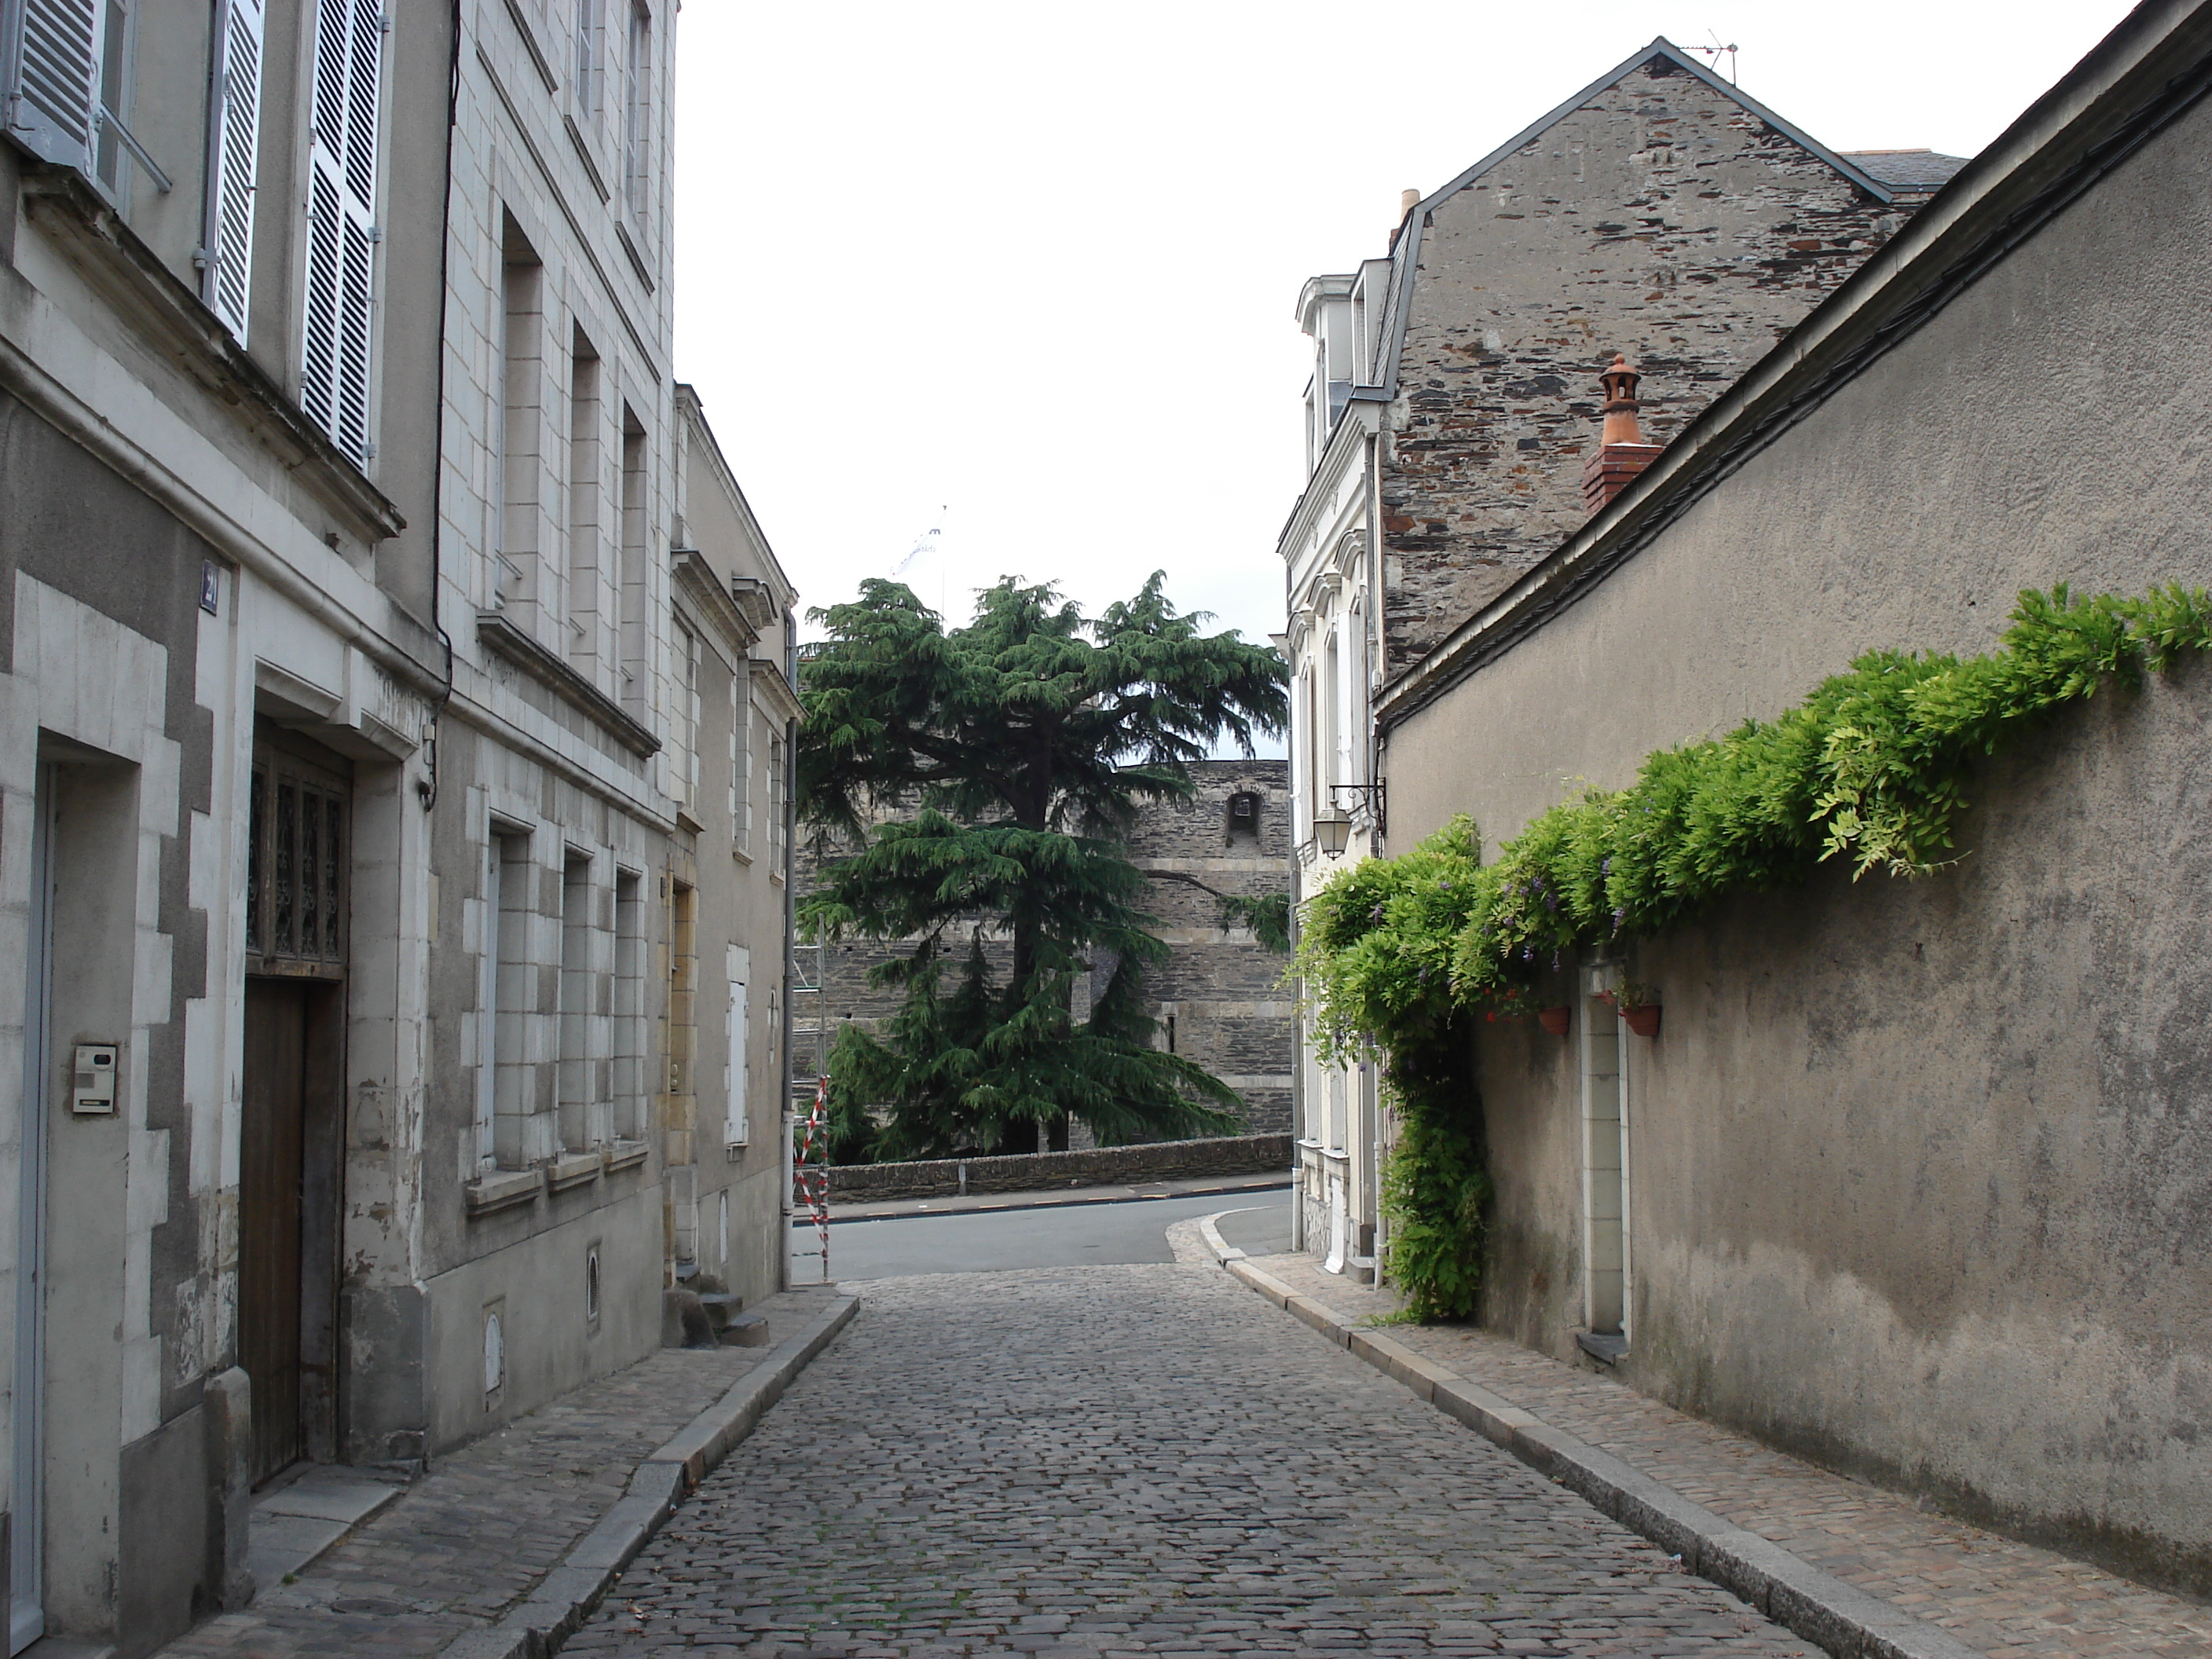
xmin=1839 ymin=148 xmax=1973 ymax=192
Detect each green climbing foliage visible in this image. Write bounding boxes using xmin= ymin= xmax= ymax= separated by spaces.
xmin=1218 ymin=891 xmax=1293 ymax=954
xmin=1296 ymin=585 xmax=2212 ymax=1317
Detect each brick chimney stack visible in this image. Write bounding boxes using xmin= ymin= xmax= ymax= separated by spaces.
xmin=1581 ymin=354 xmax=1665 ymax=515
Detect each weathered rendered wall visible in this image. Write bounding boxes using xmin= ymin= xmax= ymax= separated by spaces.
xmin=1380 ymin=86 xmax=2212 ymax=1591
xmin=1382 ymin=55 xmax=1905 ymax=668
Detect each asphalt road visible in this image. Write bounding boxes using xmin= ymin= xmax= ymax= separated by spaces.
xmin=824 ymin=1188 xmax=1295 ymax=1280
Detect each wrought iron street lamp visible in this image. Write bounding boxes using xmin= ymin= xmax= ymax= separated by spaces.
xmin=1314 ymin=782 xmax=1385 ymax=857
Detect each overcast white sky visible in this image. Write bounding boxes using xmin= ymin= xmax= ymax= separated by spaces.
xmin=671 ymin=0 xmax=2138 ymax=657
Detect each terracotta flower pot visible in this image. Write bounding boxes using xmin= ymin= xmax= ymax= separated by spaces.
xmin=1537 ymin=1006 xmax=1572 ymax=1038
xmin=1622 ymin=1004 xmax=1661 ymax=1038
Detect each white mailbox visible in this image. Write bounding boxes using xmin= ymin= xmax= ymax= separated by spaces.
xmin=71 ymin=1044 xmax=118 ymax=1115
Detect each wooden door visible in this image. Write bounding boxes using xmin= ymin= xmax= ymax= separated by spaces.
xmin=241 ymin=978 xmax=309 ymax=1485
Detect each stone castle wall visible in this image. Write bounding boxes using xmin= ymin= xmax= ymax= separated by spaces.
xmin=827 ymin=1133 xmax=1295 ymax=1203
xmin=797 ymin=759 xmax=1295 ymax=1141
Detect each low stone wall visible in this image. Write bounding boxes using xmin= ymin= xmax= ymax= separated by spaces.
xmin=826 ymin=1133 xmax=1293 ymax=1204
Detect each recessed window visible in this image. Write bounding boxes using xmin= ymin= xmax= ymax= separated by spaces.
xmin=1225 ymin=789 xmax=1262 ymax=844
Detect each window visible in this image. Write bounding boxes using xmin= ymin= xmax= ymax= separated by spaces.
xmin=492 ymin=827 xmax=537 ymax=1167
xmin=673 ymin=628 xmax=700 ymax=808
xmin=566 ymin=327 xmax=602 ymax=669
xmin=668 ymin=880 xmax=696 ymax=1142
xmin=613 ymin=870 xmax=645 ymax=1143
xmin=621 ymin=2 xmax=652 ymax=236
xmin=573 ymin=0 xmax=601 ymax=119
xmin=724 ymin=944 xmax=749 ymax=1148
xmin=496 ymin=218 xmax=544 ymax=613
xmin=1322 ymin=630 xmax=1342 ymax=798
xmin=474 ymin=835 xmax=501 ymax=1170
xmin=207 ymin=0 xmax=266 ymax=338
xmin=730 ymin=675 xmax=750 ymax=850
xmin=300 ymin=0 xmax=384 ymax=467
xmin=558 ymin=851 xmax=595 ymax=1152
xmin=4 ymin=0 xmax=180 ymax=203
xmin=617 ymin=412 xmax=648 ymax=711
xmin=1225 ymin=789 xmax=1261 ymax=844
xmin=766 ymin=720 xmax=786 ymax=870
xmin=247 ymin=742 xmax=347 ymax=976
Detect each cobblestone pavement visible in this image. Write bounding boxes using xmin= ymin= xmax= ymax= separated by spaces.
xmin=1245 ymin=1251 xmax=2212 ymax=1659
xmin=575 ymin=1263 xmax=1819 ymax=1657
xmin=155 ymin=1290 xmax=832 ymax=1659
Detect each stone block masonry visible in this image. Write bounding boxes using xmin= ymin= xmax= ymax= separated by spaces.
xmin=828 ymin=1133 xmax=1294 ymax=1203
xmin=1382 ymin=55 xmax=1916 ymax=669
xmin=800 ymin=760 xmax=1295 ymax=1141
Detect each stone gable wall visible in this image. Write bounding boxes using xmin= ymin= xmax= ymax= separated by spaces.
xmin=1382 ymin=56 xmax=1910 ymax=668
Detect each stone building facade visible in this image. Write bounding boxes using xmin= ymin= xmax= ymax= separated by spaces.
xmin=1277 ymin=36 xmax=1961 ymax=1275
xmin=0 ymin=3 xmax=792 ymax=1652
xmin=1362 ymin=2 xmax=2212 ymax=1599
xmin=661 ymin=386 xmax=800 ymax=1309
xmin=800 ymin=760 xmax=1295 ymax=1146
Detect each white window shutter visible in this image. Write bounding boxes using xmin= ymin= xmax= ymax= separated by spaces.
xmin=7 ymin=0 xmax=99 ymax=170
xmin=300 ymin=0 xmax=381 ymax=465
xmin=726 ymin=945 xmax=749 ymax=1146
xmin=207 ymin=0 xmax=266 ymax=340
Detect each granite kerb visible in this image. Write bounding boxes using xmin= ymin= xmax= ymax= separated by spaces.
xmin=435 ymin=1291 xmax=860 ymax=1659
xmin=1212 ymin=1251 xmax=1983 ymax=1659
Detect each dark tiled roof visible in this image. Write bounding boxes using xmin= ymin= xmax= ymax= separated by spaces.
xmin=1840 ymin=148 xmax=1972 ymax=191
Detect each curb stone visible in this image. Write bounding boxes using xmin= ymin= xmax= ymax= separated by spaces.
xmin=436 ymin=1291 xmax=860 ymax=1659
xmin=1208 ymin=1242 xmax=1984 ymax=1659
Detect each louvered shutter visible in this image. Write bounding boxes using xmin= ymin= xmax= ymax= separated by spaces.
xmin=299 ymin=0 xmax=381 ymax=466
xmin=207 ymin=0 xmax=266 ymax=340
xmin=6 ymin=0 xmax=101 ymax=170
xmin=725 ymin=946 xmax=749 ymax=1147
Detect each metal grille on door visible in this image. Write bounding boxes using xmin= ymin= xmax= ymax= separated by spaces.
xmin=247 ymin=748 xmax=349 ymax=975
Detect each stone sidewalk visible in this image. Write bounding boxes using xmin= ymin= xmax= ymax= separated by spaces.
xmin=154 ymin=1288 xmax=842 ymax=1659
xmin=1232 ymin=1248 xmax=2212 ymax=1659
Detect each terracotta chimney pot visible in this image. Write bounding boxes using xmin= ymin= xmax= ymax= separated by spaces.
xmin=1582 ymin=353 xmax=1665 ymax=515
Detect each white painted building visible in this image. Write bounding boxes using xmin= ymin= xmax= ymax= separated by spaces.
xmin=1281 ymin=266 xmax=1393 ymax=1278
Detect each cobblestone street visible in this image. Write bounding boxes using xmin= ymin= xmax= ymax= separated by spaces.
xmin=575 ymin=1264 xmax=1817 ymax=1657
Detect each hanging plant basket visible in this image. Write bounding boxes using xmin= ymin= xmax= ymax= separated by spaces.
xmin=1622 ymin=1004 xmax=1661 ymax=1038
xmin=1537 ymin=1006 xmax=1572 ymax=1038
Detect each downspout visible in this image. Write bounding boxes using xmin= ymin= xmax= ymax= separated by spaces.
xmin=418 ymin=0 xmax=463 ymax=814
xmin=1284 ymin=518 xmax=1306 ymax=1256
xmin=1364 ymin=427 xmax=1388 ymax=1275
xmin=778 ymin=606 xmax=798 ymax=1289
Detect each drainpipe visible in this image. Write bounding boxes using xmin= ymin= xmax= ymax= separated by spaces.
xmin=1283 ymin=535 xmax=1307 ymax=1257
xmin=1364 ymin=428 xmax=1387 ymax=1272
xmin=778 ymin=608 xmax=799 ymax=1290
